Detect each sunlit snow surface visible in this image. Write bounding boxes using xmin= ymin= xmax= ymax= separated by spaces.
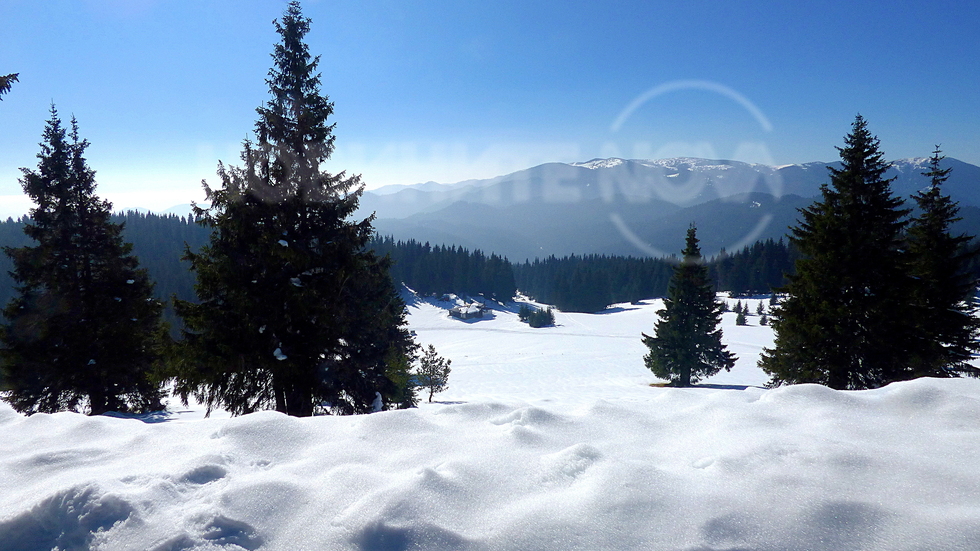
xmin=2 ymin=295 xmax=980 ymax=550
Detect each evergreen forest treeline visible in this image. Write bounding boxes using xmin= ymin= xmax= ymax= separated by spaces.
xmin=368 ymin=237 xmax=516 ymax=301
xmin=0 ymin=212 xmax=210 ymax=330
xmin=2 ymin=212 xmax=806 ymax=316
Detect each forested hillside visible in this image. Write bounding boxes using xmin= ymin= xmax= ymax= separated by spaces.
xmin=0 ymin=212 xmax=811 ymax=318
xmin=368 ymin=237 xmax=516 ymax=300
xmin=511 ymin=240 xmax=798 ymax=313
xmin=0 ymin=212 xmax=210 ymax=329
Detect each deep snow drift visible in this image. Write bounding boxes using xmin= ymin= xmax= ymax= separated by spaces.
xmin=2 ymin=296 xmax=980 ymax=551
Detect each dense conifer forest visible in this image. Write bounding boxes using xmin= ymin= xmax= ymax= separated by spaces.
xmin=1 ymin=213 xmax=833 ymax=318
xmin=368 ymin=237 xmax=516 ymax=301
xmin=9 ymin=211 xmax=977 ymax=318
xmin=1 ymin=212 xmax=210 ymax=330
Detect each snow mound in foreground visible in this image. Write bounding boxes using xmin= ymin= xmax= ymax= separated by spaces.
xmin=2 ymin=377 xmax=980 ymax=550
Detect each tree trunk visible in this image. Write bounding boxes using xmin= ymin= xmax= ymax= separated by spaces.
xmin=89 ymin=389 xmax=108 ymax=415
xmin=274 ymin=377 xmax=287 ymax=413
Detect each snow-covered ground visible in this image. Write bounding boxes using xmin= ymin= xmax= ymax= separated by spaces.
xmin=2 ymin=294 xmax=980 ymax=550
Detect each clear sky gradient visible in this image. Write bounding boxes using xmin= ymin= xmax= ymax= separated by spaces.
xmin=2 ymin=0 xmax=978 ymax=216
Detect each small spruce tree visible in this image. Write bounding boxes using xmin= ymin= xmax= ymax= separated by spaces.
xmin=736 ymin=310 xmax=747 ymax=326
xmin=416 ymin=344 xmax=451 ymax=403
xmin=642 ymin=225 xmax=735 ymax=387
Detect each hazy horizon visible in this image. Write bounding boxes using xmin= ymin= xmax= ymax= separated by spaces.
xmin=3 ymin=1 xmax=979 ymax=217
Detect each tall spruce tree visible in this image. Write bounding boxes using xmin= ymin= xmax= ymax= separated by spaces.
xmin=1 ymin=107 xmax=165 ymax=415
xmin=906 ymin=148 xmax=980 ymax=377
xmin=760 ymin=115 xmax=915 ymax=389
xmin=642 ymin=225 xmax=735 ymax=387
xmin=173 ymin=1 xmax=415 ymax=416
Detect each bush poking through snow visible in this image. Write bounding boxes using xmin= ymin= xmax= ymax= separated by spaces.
xmin=518 ymin=305 xmax=555 ymax=328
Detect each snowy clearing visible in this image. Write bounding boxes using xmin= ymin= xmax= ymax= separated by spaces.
xmin=1 ymin=295 xmax=980 ymax=550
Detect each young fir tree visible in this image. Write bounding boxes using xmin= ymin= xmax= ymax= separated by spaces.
xmin=906 ymin=148 xmax=980 ymax=377
xmin=172 ymin=2 xmax=415 ymax=416
xmin=760 ymin=115 xmax=915 ymax=390
xmin=735 ymin=310 xmax=748 ymax=326
xmin=642 ymin=225 xmax=735 ymax=387
xmin=415 ymin=344 xmax=451 ymax=403
xmin=1 ymin=107 xmax=165 ymax=415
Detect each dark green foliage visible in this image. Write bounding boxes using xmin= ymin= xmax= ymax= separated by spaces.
xmin=512 ymin=240 xmax=798 ymax=313
xmin=518 ymin=304 xmax=555 ymax=328
xmin=415 ymin=344 xmax=451 ymax=403
xmin=384 ymin=345 xmax=419 ymax=409
xmin=642 ymin=226 xmax=735 ymax=387
xmin=760 ymin=313 xmax=768 ymax=326
xmin=0 ymin=212 xmax=211 ymax=335
xmin=116 ymin=211 xmax=209 ymax=336
xmin=514 ymin=254 xmax=674 ymax=312
xmin=369 ymin=237 xmax=516 ymax=300
xmin=735 ymin=311 xmax=747 ymax=326
xmin=1 ymin=108 xmax=165 ymax=415
xmin=761 ymin=115 xmax=916 ymax=390
xmin=172 ymin=2 xmax=414 ymax=417
xmin=906 ymin=148 xmax=980 ymax=377
xmin=0 ymin=222 xmax=825 ymax=323
xmin=734 ymin=300 xmax=744 ymax=315
xmin=0 ymin=73 xmax=17 ymax=100
xmin=710 ymin=238 xmax=799 ymax=295
xmin=756 ymin=302 xmax=765 ymax=316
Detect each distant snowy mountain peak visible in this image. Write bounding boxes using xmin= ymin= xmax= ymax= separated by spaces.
xmin=571 ymin=158 xmax=626 ymax=169
xmin=634 ymin=157 xmax=749 ymax=171
xmin=890 ymin=157 xmax=932 ymax=172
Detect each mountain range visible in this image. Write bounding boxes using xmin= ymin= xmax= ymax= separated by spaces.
xmin=360 ymin=157 xmax=980 ymax=261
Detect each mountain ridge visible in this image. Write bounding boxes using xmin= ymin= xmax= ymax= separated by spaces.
xmin=363 ymin=157 xmax=980 ymax=260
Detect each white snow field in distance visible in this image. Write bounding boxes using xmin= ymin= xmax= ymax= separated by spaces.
xmin=1 ymin=293 xmax=979 ymax=550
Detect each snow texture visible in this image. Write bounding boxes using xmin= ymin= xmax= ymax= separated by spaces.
xmin=1 ymin=295 xmax=979 ymax=550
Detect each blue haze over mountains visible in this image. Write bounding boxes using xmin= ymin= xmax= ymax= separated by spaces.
xmin=361 ymin=157 xmax=980 ymax=261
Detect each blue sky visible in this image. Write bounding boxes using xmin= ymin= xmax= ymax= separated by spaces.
xmin=2 ymin=0 xmax=978 ymax=215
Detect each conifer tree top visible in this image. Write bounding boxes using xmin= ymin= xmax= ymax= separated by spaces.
xmin=829 ymin=114 xmax=892 ymax=187
xmin=254 ymin=0 xmax=337 ymax=198
xmin=682 ymin=225 xmax=701 ymax=263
